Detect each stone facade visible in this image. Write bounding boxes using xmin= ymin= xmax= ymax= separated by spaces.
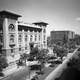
xmin=0 ymin=10 xmax=48 ymax=68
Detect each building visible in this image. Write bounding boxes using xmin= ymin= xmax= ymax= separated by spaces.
xmin=74 ymin=34 xmax=80 ymax=45
xmin=18 ymin=21 xmax=48 ymax=54
xmin=0 ymin=10 xmax=48 ymax=69
xmin=50 ymin=30 xmax=75 ymax=44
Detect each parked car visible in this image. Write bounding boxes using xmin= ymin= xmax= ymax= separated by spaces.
xmin=53 ymin=58 xmax=62 ymax=64
xmin=29 ymin=64 xmax=41 ymax=70
xmin=49 ymin=64 xmax=55 ymax=67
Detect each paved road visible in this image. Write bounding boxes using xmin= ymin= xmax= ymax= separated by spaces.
xmin=38 ymin=64 xmax=59 ymax=80
xmin=1 ymin=66 xmax=33 ymax=80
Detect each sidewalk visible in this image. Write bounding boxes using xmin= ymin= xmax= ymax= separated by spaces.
xmin=0 ymin=66 xmax=25 ymax=80
xmin=0 ymin=65 xmax=37 ymax=80
xmin=44 ymin=59 xmax=68 ymax=80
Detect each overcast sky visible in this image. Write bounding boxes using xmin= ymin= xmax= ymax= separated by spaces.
xmin=0 ymin=0 xmax=80 ymax=36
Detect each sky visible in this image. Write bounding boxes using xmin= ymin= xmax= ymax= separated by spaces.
xmin=0 ymin=0 xmax=80 ymax=36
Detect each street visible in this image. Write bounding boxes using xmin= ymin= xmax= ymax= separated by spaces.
xmin=1 ymin=66 xmax=31 ymax=80
xmin=0 ymin=63 xmax=59 ymax=80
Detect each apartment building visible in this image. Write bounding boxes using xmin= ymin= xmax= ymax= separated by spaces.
xmin=50 ymin=30 xmax=75 ymax=44
xmin=0 ymin=10 xmax=48 ymax=68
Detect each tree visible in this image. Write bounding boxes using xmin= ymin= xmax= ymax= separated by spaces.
xmin=30 ymin=46 xmax=39 ymax=60
xmin=29 ymin=42 xmax=34 ymax=51
xmin=19 ymin=53 xmax=29 ymax=66
xmin=0 ymin=55 xmax=8 ymax=76
xmin=53 ymin=46 xmax=68 ymax=59
xmin=30 ymin=46 xmax=48 ymax=72
xmin=0 ymin=43 xmax=8 ymax=76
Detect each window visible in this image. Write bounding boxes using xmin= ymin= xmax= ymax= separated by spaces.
xmin=25 ymin=47 xmax=27 ymax=50
xmin=0 ymin=33 xmax=3 ymax=43
xmin=39 ymin=35 xmax=40 ymax=41
xmin=0 ymin=23 xmax=3 ymax=33
xmin=43 ymin=29 xmax=46 ymax=33
xmin=18 ymin=34 xmax=22 ymax=42
xmin=43 ymin=41 xmax=46 ymax=47
xmin=35 ymin=35 xmax=37 ymax=41
xmin=10 ymin=34 xmax=15 ymax=43
xmin=30 ymin=35 xmax=33 ymax=42
xmin=11 ymin=48 xmax=14 ymax=53
xmin=25 ymin=35 xmax=27 ymax=42
xmin=44 ymin=35 xmax=46 ymax=40
xmin=19 ymin=45 xmax=21 ymax=51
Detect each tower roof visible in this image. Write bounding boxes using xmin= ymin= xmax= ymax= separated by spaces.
xmin=0 ymin=10 xmax=21 ymax=18
xmin=33 ymin=22 xmax=48 ymax=27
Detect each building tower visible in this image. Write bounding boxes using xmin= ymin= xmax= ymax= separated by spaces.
xmin=33 ymin=22 xmax=48 ymax=49
xmin=0 ymin=11 xmax=21 ymax=66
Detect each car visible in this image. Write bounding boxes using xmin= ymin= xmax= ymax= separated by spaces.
xmin=49 ymin=64 xmax=55 ymax=67
xmin=29 ymin=64 xmax=42 ymax=70
xmin=54 ymin=58 xmax=62 ymax=64
xmin=47 ymin=59 xmax=55 ymax=63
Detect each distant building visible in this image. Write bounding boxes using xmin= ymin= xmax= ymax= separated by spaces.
xmin=0 ymin=10 xmax=48 ymax=69
xmin=50 ymin=30 xmax=75 ymax=44
xmin=47 ymin=36 xmax=51 ymax=47
xmin=74 ymin=34 xmax=80 ymax=45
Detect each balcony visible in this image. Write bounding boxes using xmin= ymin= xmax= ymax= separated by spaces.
xmin=9 ymin=42 xmax=15 ymax=47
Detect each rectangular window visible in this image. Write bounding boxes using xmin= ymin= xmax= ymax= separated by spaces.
xmin=25 ymin=35 xmax=27 ymax=42
xmin=19 ymin=45 xmax=21 ymax=51
xmin=19 ymin=48 xmax=21 ymax=51
xmin=10 ymin=34 xmax=15 ymax=43
xmin=35 ymin=35 xmax=37 ymax=41
xmin=43 ymin=29 xmax=46 ymax=33
xmin=30 ymin=35 xmax=33 ymax=42
xmin=39 ymin=35 xmax=40 ymax=41
xmin=11 ymin=48 xmax=14 ymax=53
xmin=25 ymin=47 xmax=27 ymax=50
xmin=44 ymin=35 xmax=46 ymax=40
xmin=18 ymin=34 xmax=22 ymax=42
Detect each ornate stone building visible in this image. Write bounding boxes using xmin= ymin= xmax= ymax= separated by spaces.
xmin=0 ymin=10 xmax=48 ymax=69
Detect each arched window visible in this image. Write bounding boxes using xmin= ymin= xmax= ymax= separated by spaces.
xmin=39 ymin=35 xmax=40 ymax=41
xmin=19 ymin=45 xmax=21 ymax=51
xmin=43 ymin=29 xmax=46 ymax=33
xmin=30 ymin=35 xmax=33 ymax=42
xmin=35 ymin=35 xmax=37 ymax=41
xmin=18 ymin=34 xmax=22 ymax=42
xmin=10 ymin=34 xmax=15 ymax=43
xmin=25 ymin=35 xmax=27 ymax=42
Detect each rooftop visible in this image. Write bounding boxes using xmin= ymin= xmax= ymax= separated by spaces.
xmin=33 ymin=22 xmax=48 ymax=27
xmin=18 ymin=22 xmax=42 ymax=29
xmin=0 ymin=10 xmax=21 ymax=18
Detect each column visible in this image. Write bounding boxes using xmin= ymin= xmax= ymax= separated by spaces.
xmin=22 ymin=30 xmax=25 ymax=53
xmin=15 ymin=21 xmax=19 ymax=54
xmin=3 ymin=18 xmax=9 ymax=49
